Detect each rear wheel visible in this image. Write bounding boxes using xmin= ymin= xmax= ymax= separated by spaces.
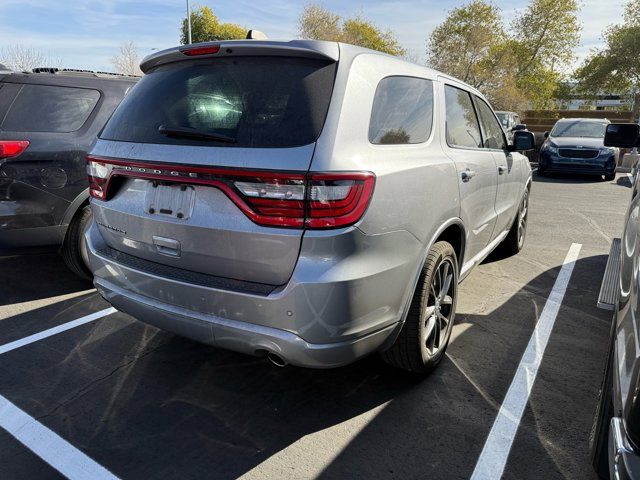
xmin=381 ymin=241 xmax=457 ymax=373
xmin=500 ymin=189 xmax=529 ymax=256
xmin=605 ymin=172 xmax=616 ymax=181
xmin=62 ymin=204 xmax=93 ymax=280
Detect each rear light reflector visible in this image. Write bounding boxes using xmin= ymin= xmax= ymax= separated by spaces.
xmin=180 ymin=45 xmax=221 ymax=56
xmin=0 ymin=140 xmax=29 ymax=159
xmin=86 ymin=156 xmax=375 ymax=229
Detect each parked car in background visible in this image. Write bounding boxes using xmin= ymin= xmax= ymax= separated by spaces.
xmin=85 ymin=39 xmax=535 ymax=372
xmin=592 ymin=122 xmax=640 ymax=479
xmin=538 ymin=118 xmax=619 ymax=180
xmin=0 ymin=68 xmax=138 ymax=278
xmin=495 ymin=110 xmax=525 ymax=143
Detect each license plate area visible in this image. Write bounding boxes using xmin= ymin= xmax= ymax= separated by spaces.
xmin=144 ymin=182 xmax=195 ymax=220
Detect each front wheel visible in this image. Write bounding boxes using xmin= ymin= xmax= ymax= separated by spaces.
xmin=604 ymin=172 xmax=616 ymax=181
xmin=381 ymin=241 xmax=458 ymax=373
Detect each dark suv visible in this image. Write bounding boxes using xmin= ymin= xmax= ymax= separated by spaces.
xmin=0 ymin=68 xmax=137 ymax=278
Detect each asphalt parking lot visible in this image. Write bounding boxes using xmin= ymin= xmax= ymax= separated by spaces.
xmin=0 ymin=171 xmax=632 ymax=480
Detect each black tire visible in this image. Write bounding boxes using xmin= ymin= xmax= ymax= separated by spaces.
xmin=605 ymin=172 xmax=616 ymax=181
xmin=62 ymin=204 xmax=93 ymax=280
xmin=500 ymin=189 xmax=529 ymax=256
xmin=537 ymin=165 xmax=546 ymax=176
xmin=380 ymin=241 xmax=458 ymax=373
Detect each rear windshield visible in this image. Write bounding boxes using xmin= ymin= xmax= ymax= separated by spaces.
xmin=100 ymin=57 xmax=337 ymax=148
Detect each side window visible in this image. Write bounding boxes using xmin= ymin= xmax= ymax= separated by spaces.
xmin=369 ymin=76 xmax=433 ymax=144
xmin=1 ymin=84 xmax=100 ymax=133
xmin=474 ymin=96 xmax=506 ymax=150
xmin=444 ymin=85 xmax=482 ymax=149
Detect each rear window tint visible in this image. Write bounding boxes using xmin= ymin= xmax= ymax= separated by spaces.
xmin=1 ymin=84 xmax=100 ymax=133
xmin=101 ymin=57 xmax=337 ymax=148
xmin=369 ymin=76 xmax=433 ymax=144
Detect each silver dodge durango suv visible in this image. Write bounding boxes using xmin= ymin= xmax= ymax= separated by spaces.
xmin=85 ymin=40 xmax=534 ymax=372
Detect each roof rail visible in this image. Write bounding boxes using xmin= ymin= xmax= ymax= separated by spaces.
xmin=30 ymin=67 xmax=140 ymax=78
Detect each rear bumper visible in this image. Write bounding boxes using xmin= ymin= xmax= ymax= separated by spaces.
xmin=94 ymin=277 xmax=397 ymax=368
xmin=86 ymin=222 xmax=422 ymax=368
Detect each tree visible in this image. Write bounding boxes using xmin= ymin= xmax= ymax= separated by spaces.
xmin=110 ymin=41 xmax=142 ymax=76
xmin=574 ymin=0 xmax=640 ymax=118
xmin=180 ymin=6 xmax=246 ymax=44
xmin=0 ymin=45 xmax=60 ymax=72
xmin=298 ymin=4 xmax=406 ymax=57
xmin=425 ymin=0 xmax=581 ymax=111
xmin=427 ymin=1 xmax=506 ymax=86
xmin=510 ymin=0 xmax=581 ymax=108
xmin=425 ymin=1 xmax=526 ymax=111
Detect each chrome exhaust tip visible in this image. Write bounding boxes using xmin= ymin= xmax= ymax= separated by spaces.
xmin=266 ymin=352 xmax=287 ymax=367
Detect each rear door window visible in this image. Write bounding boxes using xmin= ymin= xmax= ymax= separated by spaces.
xmin=1 ymin=84 xmax=100 ymax=133
xmin=474 ymin=96 xmax=506 ymax=150
xmin=100 ymin=57 xmax=337 ymax=148
xmin=368 ymin=76 xmax=434 ymax=144
xmin=444 ymin=85 xmax=482 ymax=149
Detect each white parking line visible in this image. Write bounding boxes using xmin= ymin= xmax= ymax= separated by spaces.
xmin=0 ymin=307 xmax=115 ymax=355
xmin=0 ymin=393 xmax=119 ymax=479
xmin=470 ymin=243 xmax=582 ymax=480
xmin=0 ymin=306 xmax=118 ymax=479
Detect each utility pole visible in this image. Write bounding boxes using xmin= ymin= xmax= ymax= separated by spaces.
xmin=186 ymin=0 xmax=192 ymax=44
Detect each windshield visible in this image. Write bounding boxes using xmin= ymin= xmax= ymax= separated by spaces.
xmin=100 ymin=56 xmax=337 ymax=148
xmin=551 ymin=121 xmax=607 ymax=138
xmin=496 ymin=112 xmax=509 ymax=128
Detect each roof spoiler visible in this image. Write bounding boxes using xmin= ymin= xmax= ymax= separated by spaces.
xmin=139 ymin=40 xmax=340 ymax=73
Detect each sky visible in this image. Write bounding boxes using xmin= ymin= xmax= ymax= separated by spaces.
xmin=0 ymin=0 xmax=629 ymax=73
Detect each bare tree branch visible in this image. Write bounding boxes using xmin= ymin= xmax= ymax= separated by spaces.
xmin=110 ymin=41 xmax=142 ymax=76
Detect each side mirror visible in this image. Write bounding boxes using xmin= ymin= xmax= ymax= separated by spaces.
xmin=604 ymin=123 xmax=639 ymax=148
xmin=543 ymin=131 xmax=549 ymax=138
xmin=513 ymin=124 xmax=527 ymax=131
xmin=508 ymin=131 xmax=535 ymax=152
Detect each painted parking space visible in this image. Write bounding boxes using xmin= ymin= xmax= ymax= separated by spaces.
xmin=0 ymin=172 xmax=630 ymax=479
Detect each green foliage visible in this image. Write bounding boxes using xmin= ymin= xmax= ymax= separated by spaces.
xmin=426 ymin=0 xmax=580 ymax=111
xmin=298 ymin=4 xmax=406 ymax=57
xmin=180 ymin=6 xmax=246 ymax=44
xmin=574 ymin=0 xmax=640 ymax=116
xmin=427 ymin=1 xmax=506 ymax=85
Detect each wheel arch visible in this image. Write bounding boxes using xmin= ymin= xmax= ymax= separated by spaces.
xmin=61 ymin=188 xmax=90 ymax=227
xmin=379 ymin=218 xmax=466 ymax=352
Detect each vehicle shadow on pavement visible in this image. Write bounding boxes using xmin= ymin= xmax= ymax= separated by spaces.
xmin=0 ymin=256 xmax=609 ymax=480
xmin=0 ymin=254 xmax=92 ymax=306
xmin=534 ymin=172 xmax=607 ymax=184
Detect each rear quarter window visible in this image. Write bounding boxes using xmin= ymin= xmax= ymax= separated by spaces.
xmin=1 ymin=84 xmax=100 ymax=133
xmin=100 ymin=57 xmax=337 ymax=148
xmin=368 ymin=76 xmax=434 ymax=144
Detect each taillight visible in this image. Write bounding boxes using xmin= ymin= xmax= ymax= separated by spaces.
xmin=180 ymin=45 xmax=220 ymax=56
xmin=86 ymin=156 xmax=375 ymax=229
xmin=0 ymin=140 xmax=29 ymax=159
xmin=87 ymin=159 xmax=113 ymax=200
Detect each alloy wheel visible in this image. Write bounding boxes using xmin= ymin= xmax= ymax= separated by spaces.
xmin=424 ymin=258 xmax=455 ymax=356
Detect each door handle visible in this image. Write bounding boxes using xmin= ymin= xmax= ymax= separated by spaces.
xmin=461 ymin=169 xmax=476 ymax=182
xmin=498 ymin=165 xmax=507 ymax=174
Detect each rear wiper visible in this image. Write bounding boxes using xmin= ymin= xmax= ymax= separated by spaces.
xmin=158 ymin=125 xmax=236 ymax=144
